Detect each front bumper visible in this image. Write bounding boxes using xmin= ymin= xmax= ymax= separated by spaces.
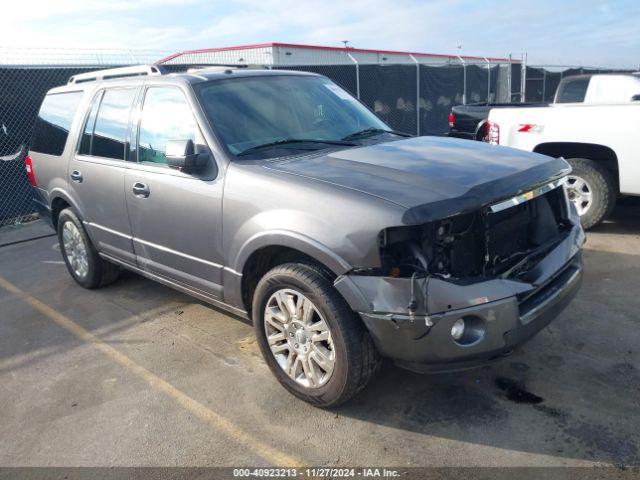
xmin=334 ymin=222 xmax=584 ymax=373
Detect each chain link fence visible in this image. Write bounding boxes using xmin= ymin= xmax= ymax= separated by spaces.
xmin=0 ymin=48 xmax=632 ymax=228
xmin=271 ymin=62 xmax=507 ymax=136
xmin=0 ymin=48 xmax=167 ymax=228
xmin=1 ymin=65 xmax=123 ymax=226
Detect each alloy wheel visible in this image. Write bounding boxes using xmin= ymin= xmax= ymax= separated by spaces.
xmin=566 ymin=175 xmax=593 ymax=216
xmin=263 ymin=288 xmax=335 ymax=388
xmin=62 ymin=221 xmax=89 ymax=279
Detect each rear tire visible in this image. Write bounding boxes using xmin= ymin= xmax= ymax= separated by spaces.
xmin=252 ymin=263 xmax=380 ymax=407
xmin=57 ymin=208 xmax=120 ymax=289
xmin=566 ymin=158 xmax=616 ymax=229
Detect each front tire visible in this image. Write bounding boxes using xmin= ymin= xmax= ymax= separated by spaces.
xmin=57 ymin=208 xmax=120 ymax=289
xmin=566 ymin=158 xmax=616 ymax=229
xmin=252 ymin=263 xmax=380 ymax=407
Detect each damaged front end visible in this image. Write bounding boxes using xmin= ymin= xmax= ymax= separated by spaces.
xmin=335 ymin=178 xmax=585 ymax=373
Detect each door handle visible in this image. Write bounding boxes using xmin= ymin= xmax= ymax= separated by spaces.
xmin=70 ymin=170 xmax=83 ymax=183
xmin=132 ymin=182 xmax=150 ymax=198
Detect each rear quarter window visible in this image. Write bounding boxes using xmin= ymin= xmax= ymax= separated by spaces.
xmin=30 ymin=91 xmax=83 ymax=156
xmin=555 ymin=78 xmax=590 ymax=103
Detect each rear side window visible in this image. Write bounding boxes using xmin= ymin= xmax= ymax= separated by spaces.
xmin=31 ymin=91 xmax=83 ymax=156
xmin=556 ymin=77 xmax=590 ymax=103
xmin=84 ymin=88 xmax=137 ymax=160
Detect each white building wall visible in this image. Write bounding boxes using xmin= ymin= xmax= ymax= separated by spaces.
xmin=273 ymin=47 xmax=461 ymax=66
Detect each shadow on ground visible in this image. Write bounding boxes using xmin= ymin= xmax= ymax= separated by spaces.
xmin=589 ymin=196 xmax=640 ymax=236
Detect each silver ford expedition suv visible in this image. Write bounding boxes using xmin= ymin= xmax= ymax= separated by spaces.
xmin=26 ymin=65 xmax=584 ymax=406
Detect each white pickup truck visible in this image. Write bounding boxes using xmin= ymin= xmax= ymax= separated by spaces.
xmin=487 ymin=73 xmax=640 ymax=228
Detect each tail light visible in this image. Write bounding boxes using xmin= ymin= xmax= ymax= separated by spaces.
xmin=25 ymin=154 xmax=37 ymax=187
xmin=448 ymin=112 xmax=455 ymax=128
xmin=487 ymin=122 xmax=500 ymax=145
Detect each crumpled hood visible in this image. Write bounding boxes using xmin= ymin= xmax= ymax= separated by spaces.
xmin=267 ymin=136 xmax=570 ymax=222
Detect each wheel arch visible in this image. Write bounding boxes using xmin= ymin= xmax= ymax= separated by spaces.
xmin=233 ymin=232 xmax=353 ymax=314
xmin=474 ymin=120 xmax=488 ymax=141
xmin=533 ymin=142 xmax=619 ymax=189
xmin=49 ymin=189 xmax=80 ymax=231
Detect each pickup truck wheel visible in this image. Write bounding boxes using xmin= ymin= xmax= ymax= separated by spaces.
xmin=57 ymin=208 xmax=120 ymax=289
xmin=566 ymin=158 xmax=616 ymax=229
xmin=252 ymin=263 xmax=380 ymax=407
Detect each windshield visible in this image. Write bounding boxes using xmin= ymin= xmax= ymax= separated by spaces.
xmin=195 ymin=74 xmax=390 ymax=158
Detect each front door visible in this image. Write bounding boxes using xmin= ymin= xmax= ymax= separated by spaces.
xmin=67 ymin=87 xmax=138 ymax=264
xmin=125 ymin=85 xmax=224 ymax=298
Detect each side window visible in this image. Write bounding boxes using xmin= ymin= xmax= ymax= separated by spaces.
xmin=30 ymin=91 xmax=83 ymax=156
xmin=556 ymin=78 xmax=589 ymax=103
xmin=91 ymin=88 xmax=137 ymax=160
xmin=78 ymin=91 xmax=102 ymax=155
xmin=138 ymin=87 xmax=198 ymax=165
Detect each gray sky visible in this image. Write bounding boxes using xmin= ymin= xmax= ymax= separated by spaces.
xmin=4 ymin=0 xmax=639 ymax=68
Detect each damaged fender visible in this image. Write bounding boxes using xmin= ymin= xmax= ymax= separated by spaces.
xmin=334 ymin=203 xmax=585 ymax=372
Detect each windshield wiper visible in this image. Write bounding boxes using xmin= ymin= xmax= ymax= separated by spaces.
xmin=341 ymin=128 xmax=412 ymax=141
xmin=237 ymin=138 xmax=357 ymax=156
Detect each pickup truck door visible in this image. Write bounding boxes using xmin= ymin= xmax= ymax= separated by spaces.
xmin=125 ymin=85 xmax=225 ymax=298
xmin=67 ymin=87 xmax=138 ymax=264
xmin=614 ymin=105 xmax=640 ymax=195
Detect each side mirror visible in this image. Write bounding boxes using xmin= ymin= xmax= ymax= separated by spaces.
xmin=165 ymin=139 xmax=210 ymax=173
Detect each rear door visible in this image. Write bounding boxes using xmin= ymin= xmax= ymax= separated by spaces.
xmin=125 ymin=84 xmax=224 ymax=298
xmin=67 ymin=87 xmax=138 ymax=264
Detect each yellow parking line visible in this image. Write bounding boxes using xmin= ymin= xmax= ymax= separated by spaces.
xmin=0 ymin=275 xmax=303 ymax=467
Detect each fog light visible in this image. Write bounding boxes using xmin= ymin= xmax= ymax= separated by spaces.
xmin=451 ymin=318 xmax=465 ymax=341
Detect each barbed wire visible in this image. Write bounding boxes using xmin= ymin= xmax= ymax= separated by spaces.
xmin=0 ymin=47 xmax=170 ymax=66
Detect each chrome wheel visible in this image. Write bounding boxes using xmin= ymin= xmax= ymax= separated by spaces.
xmin=264 ymin=288 xmax=335 ymax=388
xmin=566 ymin=175 xmax=593 ymax=216
xmin=62 ymin=221 xmax=89 ymax=279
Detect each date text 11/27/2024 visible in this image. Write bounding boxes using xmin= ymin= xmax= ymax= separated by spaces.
xmin=232 ymin=468 xmax=401 ymax=478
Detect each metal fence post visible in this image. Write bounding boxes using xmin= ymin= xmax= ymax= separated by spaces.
xmin=347 ymin=52 xmax=360 ymax=99
xmin=508 ymin=55 xmax=512 ymax=102
xmin=409 ymin=54 xmax=420 ymax=136
xmin=456 ymin=55 xmax=467 ymax=104
xmin=521 ymin=53 xmax=527 ymax=102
